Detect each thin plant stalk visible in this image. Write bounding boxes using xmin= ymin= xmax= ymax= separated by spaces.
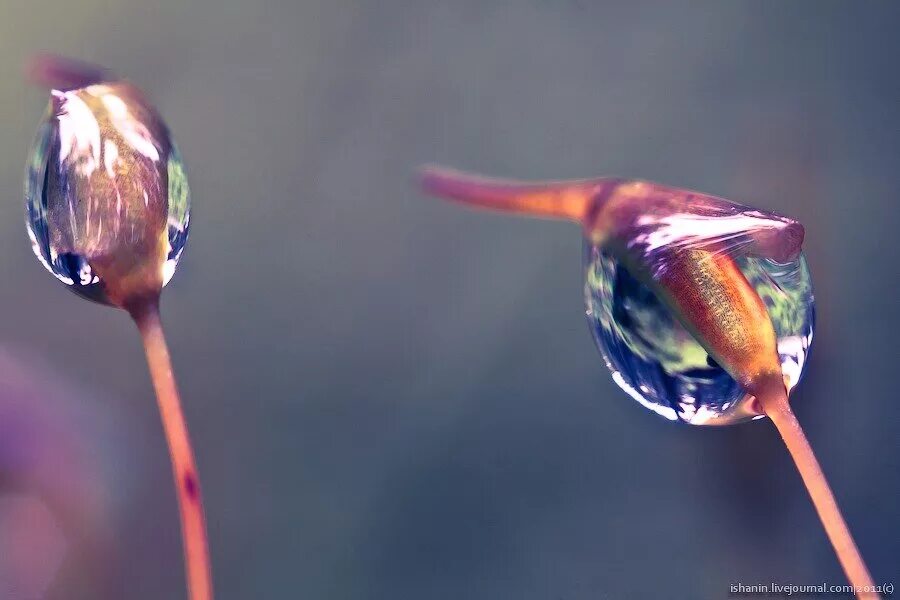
xmin=758 ymin=390 xmax=876 ymax=599
xmin=131 ymin=299 xmax=213 ymax=600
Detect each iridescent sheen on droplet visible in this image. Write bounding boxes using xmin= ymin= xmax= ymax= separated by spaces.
xmin=25 ymin=82 xmax=190 ymax=305
xmin=585 ymin=245 xmax=814 ymax=425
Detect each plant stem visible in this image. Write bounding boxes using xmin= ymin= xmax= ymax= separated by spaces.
xmin=758 ymin=390 xmax=876 ymax=599
xmin=131 ymin=300 xmax=213 ymax=600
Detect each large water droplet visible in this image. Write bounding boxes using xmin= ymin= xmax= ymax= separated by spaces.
xmin=584 ymin=244 xmax=814 ymax=425
xmin=24 ymin=83 xmax=190 ymax=305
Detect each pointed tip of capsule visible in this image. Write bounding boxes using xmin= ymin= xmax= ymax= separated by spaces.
xmin=417 ymin=164 xmax=527 ymax=211
xmin=416 ymin=163 xmax=455 ymax=198
xmin=26 ymin=53 xmax=111 ymax=91
xmin=417 ymin=164 xmax=596 ymax=222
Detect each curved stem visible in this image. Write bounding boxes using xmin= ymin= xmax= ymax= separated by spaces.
xmin=758 ymin=391 xmax=877 ymax=599
xmin=131 ymin=300 xmax=213 ymax=600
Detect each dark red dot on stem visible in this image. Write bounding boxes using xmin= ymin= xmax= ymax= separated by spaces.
xmin=183 ymin=471 xmax=199 ymax=501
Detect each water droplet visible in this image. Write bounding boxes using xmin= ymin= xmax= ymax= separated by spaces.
xmin=584 ymin=244 xmax=814 ymax=425
xmin=25 ymin=82 xmax=190 ymax=306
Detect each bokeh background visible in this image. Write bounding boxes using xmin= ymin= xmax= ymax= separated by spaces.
xmin=0 ymin=1 xmax=897 ymax=598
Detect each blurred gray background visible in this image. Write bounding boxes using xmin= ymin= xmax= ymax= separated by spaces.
xmin=0 ymin=1 xmax=897 ymax=598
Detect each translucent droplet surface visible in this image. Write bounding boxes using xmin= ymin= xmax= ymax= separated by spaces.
xmin=584 ymin=244 xmax=814 ymax=425
xmin=24 ymin=83 xmax=190 ymax=305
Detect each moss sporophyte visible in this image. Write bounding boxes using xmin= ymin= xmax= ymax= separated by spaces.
xmin=420 ymin=165 xmax=876 ymax=598
xmin=25 ymin=55 xmax=211 ymax=600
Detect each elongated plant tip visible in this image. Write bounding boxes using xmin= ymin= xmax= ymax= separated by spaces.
xmin=417 ymin=164 xmax=591 ymax=221
xmin=26 ymin=53 xmax=110 ymax=90
xmin=417 ymin=164 xmax=475 ymax=197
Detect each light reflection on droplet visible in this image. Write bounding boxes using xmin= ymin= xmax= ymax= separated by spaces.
xmin=24 ymin=83 xmax=190 ymax=305
xmin=586 ymin=246 xmax=815 ymax=425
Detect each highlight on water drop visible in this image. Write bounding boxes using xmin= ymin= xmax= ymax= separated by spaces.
xmin=584 ymin=242 xmax=814 ymax=425
xmin=24 ymin=67 xmax=190 ymax=307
